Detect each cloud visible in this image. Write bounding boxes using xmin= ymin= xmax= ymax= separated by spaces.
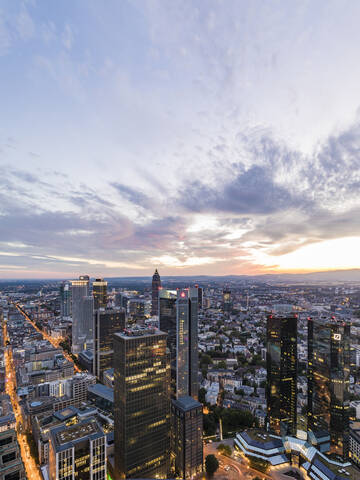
xmin=111 ymin=183 xmax=151 ymax=209
xmin=62 ymin=23 xmax=73 ymax=50
xmin=16 ymin=5 xmax=35 ymax=40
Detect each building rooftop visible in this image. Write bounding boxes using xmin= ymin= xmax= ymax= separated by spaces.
xmin=51 ymin=418 xmax=104 ymax=451
xmin=172 ymin=396 xmax=202 ymax=412
xmin=114 ymin=326 xmax=165 ymax=339
xmin=88 ymin=383 xmax=114 ymax=403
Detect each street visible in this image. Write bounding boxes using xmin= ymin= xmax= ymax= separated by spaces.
xmin=3 ymin=319 xmax=42 ymax=480
xmin=15 ymin=303 xmax=81 ymax=372
xmin=205 ymin=440 xmax=270 ymax=480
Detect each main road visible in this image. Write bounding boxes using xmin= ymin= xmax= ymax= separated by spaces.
xmin=14 ymin=303 xmax=81 ymax=372
xmin=3 ymin=319 xmax=42 ymax=480
xmin=205 ymin=440 xmax=271 ymax=480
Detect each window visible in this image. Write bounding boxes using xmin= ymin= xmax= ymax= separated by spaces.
xmin=2 ymin=452 xmax=16 ymax=464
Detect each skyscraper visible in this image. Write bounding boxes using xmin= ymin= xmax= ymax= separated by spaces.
xmin=93 ymin=307 xmax=126 ymax=382
xmin=176 ymin=288 xmax=199 ymax=400
xmin=195 ymin=284 xmax=203 ymax=310
xmin=266 ymin=314 xmax=297 ymax=436
xmin=151 ymin=269 xmax=161 ymax=316
xmin=159 ymin=289 xmax=177 ymax=393
xmin=171 ymin=396 xmax=203 ymax=479
xmin=71 ymin=275 xmax=91 ymax=354
xmin=93 ymin=278 xmax=108 ymax=310
xmin=113 ymin=327 xmax=170 ymax=479
xmin=59 ymin=281 xmax=71 ymax=318
xmin=222 ymin=288 xmax=232 ymax=314
xmin=308 ymin=317 xmax=350 ymax=458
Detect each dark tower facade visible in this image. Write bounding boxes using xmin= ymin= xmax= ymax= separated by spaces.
xmin=176 ymin=288 xmax=199 ymax=400
xmin=113 ymin=327 xmax=170 ymax=479
xmin=266 ymin=314 xmax=297 ymax=437
xmin=308 ymin=317 xmax=350 ymax=458
xmin=151 ymin=269 xmax=161 ymax=316
xmin=171 ymin=396 xmax=203 ymax=479
xmin=159 ymin=289 xmax=177 ymax=394
xmin=93 ymin=307 xmax=126 ymax=382
xmin=93 ymin=278 xmax=108 ymax=310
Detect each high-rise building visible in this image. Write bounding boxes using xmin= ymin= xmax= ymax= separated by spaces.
xmin=113 ymin=327 xmax=170 ymax=479
xmin=71 ymin=275 xmax=91 ymax=353
xmin=59 ymin=281 xmax=71 ymax=318
xmin=266 ymin=314 xmax=297 ymax=436
xmin=222 ymin=288 xmax=232 ymax=314
xmin=92 ymin=278 xmax=108 ymax=310
xmin=159 ymin=289 xmax=177 ymax=393
xmin=48 ymin=417 xmax=106 ymax=480
xmin=93 ymin=307 xmax=126 ymax=382
xmin=195 ymin=285 xmax=203 ymax=310
xmin=176 ymin=288 xmax=199 ymax=400
xmin=171 ymin=396 xmax=203 ymax=479
xmin=151 ymin=269 xmax=161 ymax=316
xmin=308 ymin=317 xmax=350 ymax=458
xmin=0 ymin=396 xmax=25 ymax=480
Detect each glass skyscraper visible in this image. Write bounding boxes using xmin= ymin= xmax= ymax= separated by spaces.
xmin=113 ymin=327 xmax=170 ymax=479
xmin=92 ymin=278 xmax=108 ymax=310
xmin=176 ymin=288 xmax=199 ymax=400
xmin=71 ymin=275 xmax=92 ymax=354
xmin=308 ymin=316 xmax=350 ymax=458
xmin=151 ymin=269 xmax=161 ymax=316
xmin=266 ymin=314 xmax=297 ymax=436
xmin=93 ymin=307 xmax=126 ymax=382
xmin=159 ymin=289 xmax=177 ymax=394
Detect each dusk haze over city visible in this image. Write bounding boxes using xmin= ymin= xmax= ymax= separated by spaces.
xmin=1 ymin=2 xmax=360 ymax=480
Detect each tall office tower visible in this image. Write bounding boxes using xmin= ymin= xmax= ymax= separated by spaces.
xmin=48 ymin=417 xmax=106 ymax=480
xmin=113 ymin=327 xmax=170 ymax=479
xmin=195 ymin=284 xmax=203 ymax=310
xmin=222 ymin=288 xmax=232 ymax=313
xmin=171 ymin=396 xmax=203 ymax=479
xmin=266 ymin=314 xmax=297 ymax=437
xmin=93 ymin=307 xmax=126 ymax=381
xmin=176 ymin=288 xmax=199 ymax=400
xmin=59 ymin=281 xmax=71 ymax=318
xmin=159 ymin=289 xmax=177 ymax=393
xmin=71 ymin=275 xmax=90 ymax=353
xmin=93 ymin=278 xmax=108 ymax=310
xmin=308 ymin=317 xmax=350 ymax=458
xmin=151 ymin=268 xmax=161 ymax=316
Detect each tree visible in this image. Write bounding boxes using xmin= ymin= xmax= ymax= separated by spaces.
xmin=205 ymin=454 xmax=219 ymax=477
xmin=199 ymin=387 xmax=207 ymax=404
xmin=217 ymin=443 xmax=232 ymax=456
xmin=218 ymin=360 xmax=227 ymax=369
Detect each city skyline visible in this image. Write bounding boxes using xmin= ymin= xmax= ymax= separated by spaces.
xmin=1 ymin=1 xmax=360 ymax=278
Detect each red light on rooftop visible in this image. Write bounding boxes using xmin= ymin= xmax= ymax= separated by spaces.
xmin=180 ymin=291 xmax=186 ymax=298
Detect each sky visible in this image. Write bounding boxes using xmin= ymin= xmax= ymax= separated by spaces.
xmin=1 ymin=0 xmax=360 ymax=278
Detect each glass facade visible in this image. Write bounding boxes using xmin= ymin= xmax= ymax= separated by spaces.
xmin=176 ymin=289 xmax=199 ymax=400
xmin=114 ymin=328 xmax=170 ymax=479
xmin=159 ymin=290 xmax=177 ymax=395
xmin=171 ymin=397 xmax=203 ymax=479
xmin=92 ymin=279 xmax=108 ymax=310
xmin=308 ymin=317 xmax=350 ymax=458
xmin=222 ymin=289 xmax=232 ymax=313
xmin=266 ymin=314 xmax=297 ymax=436
xmin=151 ymin=269 xmax=161 ymax=316
xmin=93 ymin=308 xmax=126 ymax=381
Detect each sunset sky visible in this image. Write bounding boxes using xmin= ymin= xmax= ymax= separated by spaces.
xmin=1 ymin=0 xmax=360 ymax=278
